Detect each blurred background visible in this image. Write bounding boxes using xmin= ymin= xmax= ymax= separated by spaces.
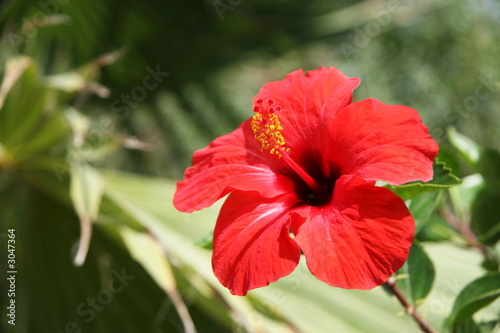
xmin=0 ymin=0 xmax=499 ymax=332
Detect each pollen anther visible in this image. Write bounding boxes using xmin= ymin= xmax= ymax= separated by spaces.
xmin=251 ymin=99 xmax=289 ymax=157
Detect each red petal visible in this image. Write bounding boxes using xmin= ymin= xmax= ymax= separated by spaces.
xmin=174 ymin=67 xmax=363 ymax=213
xmin=328 ymin=98 xmax=438 ymax=185
xmin=291 ymin=175 xmax=414 ymax=289
xmin=254 ymin=67 xmax=360 ymax=150
xmin=212 ymin=191 xmax=301 ymax=296
xmin=173 ymin=123 xmax=295 ymax=213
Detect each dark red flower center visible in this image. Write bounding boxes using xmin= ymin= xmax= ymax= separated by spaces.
xmin=252 ymin=99 xmax=339 ymax=207
xmin=293 ymin=153 xmax=340 ymax=206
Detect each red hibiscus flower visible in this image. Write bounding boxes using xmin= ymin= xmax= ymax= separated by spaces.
xmin=174 ymin=67 xmax=438 ymax=296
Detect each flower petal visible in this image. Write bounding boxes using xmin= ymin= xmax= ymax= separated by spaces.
xmin=291 ymin=175 xmax=414 ymax=290
xmin=328 ymin=98 xmax=438 ymax=185
xmin=212 ymin=191 xmax=301 ymax=296
xmin=254 ymin=67 xmax=360 ymax=150
xmin=173 ymin=123 xmax=295 ymax=213
xmin=174 ymin=68 xmax=362 ymax=213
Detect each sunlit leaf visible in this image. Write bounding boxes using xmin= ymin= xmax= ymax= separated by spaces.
xmin=65 ymin=107 xmax=91 ymax=147
xmin=70 ymin=163 xmax=105 ymax=266
xmin=120 ymin=227 xmax=196 ymax=333
xmin=454 ymin=174 xmax=485 ymax=215
xmin=446 ymin=272 xmax=500 ymax=328
xmin=419 ymin=243 xmax=489 ymax=329
xmin=447 ymin=127 xmax=482 ymax=166
xmin=0 ymin=56 xmax=30 ymax=109
xmin=45 ymin=71 xmax=88 ymax=92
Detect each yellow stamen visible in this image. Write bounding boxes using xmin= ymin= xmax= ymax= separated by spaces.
xmin=251 ymin=100 xmax=289 ymax=157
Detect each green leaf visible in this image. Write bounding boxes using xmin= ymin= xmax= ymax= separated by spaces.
xmin=447 ymin=127 xmax=482 ymax=166
xmin=195 ymin=233 xmax=213 ymax=249
xmin=120 ymin=227 xmax=196 ymax=333
xmin=386 ymin=161 xmax=462 ymax=200
xmin=478 ymin=320 xmax=500 ymax=333
xmin=417 ymin=243 xmax=486 ymax=328
xmin=454 ymin=174 xmax=486 ymax=218
xmin=70 ymin=163 xmax=105 ymax=266
xmin=70 ymin=163 xmax=105 ymax=222
xmin=0 ymin=56 xmax=30 ymax=110
xmin=395 ymin=242 xmax=435 ymax=306
xmin=8 ymin=188 xmax=187 ymax=333
xmin=446 ymin=272 xmax=500 ymax=328
xmin=65 ymin=107 xmax=91 ymax=145
xmin=436 ymin=146 xmax=463 ymax=179
xmin=471 ymin=189 xmax=500 ymax=245
xmin=0 ymin=57 xmax=46 ymax=144
xmin=477 ymin=149 xmax=500 ymax=191
xmin=408 ymin=191 xmax=441 ymax=234
xmin=455 ymin=318 xmax=481 ymax=333
xmin=0 ymin=56 xmax=69 ymax=169
xmin=45 ymin=71 xmax=88 ymax=92
xmin=416 ymin=215 xmax=459 ymax=242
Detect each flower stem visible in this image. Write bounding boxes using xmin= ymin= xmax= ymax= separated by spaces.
xmin=384 ymin=277 xmax=438 ymax=333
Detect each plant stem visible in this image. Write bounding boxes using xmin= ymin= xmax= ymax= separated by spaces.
xmin=384 ymin=277 xmax=438 ymax=333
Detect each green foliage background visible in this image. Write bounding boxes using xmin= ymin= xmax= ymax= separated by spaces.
xmin=0 ymin=0 xmax=499 ymax=332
